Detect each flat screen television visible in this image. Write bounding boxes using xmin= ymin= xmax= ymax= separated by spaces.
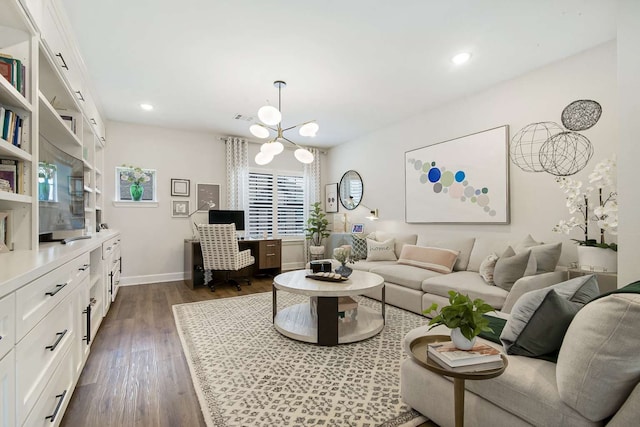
xmin=38 ymin=136 xmax=85 ymax=241
xmin=208 ymin=209 xmax=245 ymax=231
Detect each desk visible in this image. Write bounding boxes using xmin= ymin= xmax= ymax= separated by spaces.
xmin=184 ymin=239 xmax=282 ymax=289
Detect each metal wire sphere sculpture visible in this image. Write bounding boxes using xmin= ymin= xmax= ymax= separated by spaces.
xmin=561 ymin=100 xmax=602 ymax=131
xmin=510 ymin=122 xmax=564 ymax=172
xmin=539 ymin=131 xmax=594 ymax=176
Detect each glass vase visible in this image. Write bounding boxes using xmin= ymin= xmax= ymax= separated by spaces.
xmin=130 ymin=182 xmax=144 ymax=201
xmin=335 ymin=263 xmax=353 ymax=278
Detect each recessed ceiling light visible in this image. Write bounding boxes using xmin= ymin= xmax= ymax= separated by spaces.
xmin=140 ymin=103 xmax=154 ymax=111
xmin=451 ymin=52 xmax=471 ymax=65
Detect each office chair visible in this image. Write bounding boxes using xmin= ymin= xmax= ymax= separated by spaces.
xmin=197 ymin=223 xmax=255 ymax=291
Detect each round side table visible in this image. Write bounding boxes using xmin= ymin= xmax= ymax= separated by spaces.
xmin=409 ymin=334 xmax=508 ymax=427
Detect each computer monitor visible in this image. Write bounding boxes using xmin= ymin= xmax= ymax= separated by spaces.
xmin=208 ymin=210 xmax=245 ymax=231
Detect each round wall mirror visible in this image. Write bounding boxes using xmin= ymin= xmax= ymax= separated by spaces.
xmin=339 ymin=170 xmax=363 ymax=210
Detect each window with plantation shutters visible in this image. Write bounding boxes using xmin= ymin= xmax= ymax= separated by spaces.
xmin=248 ymin=170 xmax=305 ymax=237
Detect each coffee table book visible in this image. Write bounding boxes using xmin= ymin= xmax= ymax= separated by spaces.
xmin=427 ymin=354 xmax=504 ymax=373
xmin=428 ymin=341 xmax=502 ymax=367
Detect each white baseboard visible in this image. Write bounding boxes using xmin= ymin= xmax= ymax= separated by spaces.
xmin=119 ymin=272 xmax=184 ymax=286
xmin=282 ymin=262 xmax=305 ymax=271
xmin=120 ymin=264 xmax=308 ymax=286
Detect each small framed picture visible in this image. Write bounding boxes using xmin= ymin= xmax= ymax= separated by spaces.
xmin=171 ymin=178 xmax=190 ymax=197
xmin=172 ymin=199 xmax=190 ymax=218
xmin=351 ymin=223 xmax=364 ymax=234
xmin=325 ymin=183 xmax=338 ymax=213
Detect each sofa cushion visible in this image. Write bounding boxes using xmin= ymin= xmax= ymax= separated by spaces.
xmin=557 ymin=293 xmax=640 ymax=422
xmin=351 ymin=260 xmax=397 ymax=272
xmin=479 ymin=253 xmax=499 ymax=285
xmin=373 ymin=231 xmax=418 ymax=259
xmin=370 ymin=264 xmax=441 ymax=291
xmin=416 ymin=236 xmax=475 ymax=271
xmin=514 ymin=236 xmax=562 ymax=274
xmin=397 ymin=245 xmax=459 ymax=274
xmin=351 ymin=234 xmax=368 ymax=260
xmin=503 ymin=290 xmax=581 ymax=361
xmin=500 ymin=275 xmax=600 ymax=360
xmin=366 ymin=238 xmax=397 ymax=261
xmin=403 ymin=325 xmax=596 ymax=426
xmin=493 ymin=247 xmax=537 ymax=292
xmin=467 ymin=237 xmax=511 ymax=272
xmin=422 ymin=271 xmax=508 ymax=309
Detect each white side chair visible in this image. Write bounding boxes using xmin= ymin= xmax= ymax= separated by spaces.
xmin=197 ymin=223 xmax=255 ymax=291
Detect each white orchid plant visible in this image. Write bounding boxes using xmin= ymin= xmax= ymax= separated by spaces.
xmin=120 ymin=165 xmax=151 ymax=186
xmin=553 ymin=155 xmax=618 ymax=251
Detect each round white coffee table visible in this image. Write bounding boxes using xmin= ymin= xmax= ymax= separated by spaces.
xmin=272 ymin=269 xmax=385 ymax=346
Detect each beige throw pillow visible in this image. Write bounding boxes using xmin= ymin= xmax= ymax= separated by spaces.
xmin=366 ymin=238 xmax=397 ymax=261
xmin=479 ymin=253 xmax=499 ymax=285
xmin=397 ymin=245 xmax=459 ymax=274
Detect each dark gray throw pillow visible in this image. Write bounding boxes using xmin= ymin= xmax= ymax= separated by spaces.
xmin=500 ymin=274 xmax=600 ymax=361
xmin=506 ymin=290 xmax=581 ymax=360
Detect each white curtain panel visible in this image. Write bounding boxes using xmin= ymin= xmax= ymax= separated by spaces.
xmin=303 ymin=148 xmax=321 ymax=261
xmin=225 ymin=137 xmax=249 ymax=212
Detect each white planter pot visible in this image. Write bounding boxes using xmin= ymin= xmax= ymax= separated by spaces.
xmin=451 ymin=327 xmax=476 ymax=350
xmin=577 ymin=246 xmax=617 ymax=273
xmin=309 ymin=245 xmax=325 ymax=256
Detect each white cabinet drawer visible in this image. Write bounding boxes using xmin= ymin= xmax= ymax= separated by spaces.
xmin=16 ymin=252 xmax=90 ymax=340
xmin=102 ymin=236 xmax=119 ymax=260
xmin=23 ymin=345 xmax=74 ymax=427
xmin=0 ymin=293 xmax=15 ymax=359
xmin=16 ymin=293 xmax=75 ymax=424
xmin=0 ymin=349 xmax=16 ymax=427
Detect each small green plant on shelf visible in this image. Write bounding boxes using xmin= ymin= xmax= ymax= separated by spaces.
xmin=423 ymin=290 xmax=494 ymax=340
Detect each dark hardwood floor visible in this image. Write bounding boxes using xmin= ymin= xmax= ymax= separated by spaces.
xmin=61 ymin=279 xmax=273 ymax=427
xmin=61 ymin=279 xmax=437 ymax=427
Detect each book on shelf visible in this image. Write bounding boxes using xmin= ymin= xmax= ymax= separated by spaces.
xmin=427 ymin=341 xmax=502 ymax=367
xmin=0 ymin=54 xmax=26 ymax=96
xmin=0 ymin=106 xmax=24 ymax=147
xmin=0 ymin=159 xmax=23 ymax=194
xmin=0 ymin=54 xmax=25 ymax=96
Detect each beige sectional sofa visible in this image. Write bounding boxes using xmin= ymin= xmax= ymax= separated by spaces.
xmin=326 ymin=231 xmax=566 ymax=315
xmin=400 ymin=289 xmax=640 ymax=426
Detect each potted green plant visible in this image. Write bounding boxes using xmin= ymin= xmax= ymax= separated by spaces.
xmin=305 ymin=202 xmax=330 ymax=257
xmin=423 ymin=290 xmax=494 ymax=350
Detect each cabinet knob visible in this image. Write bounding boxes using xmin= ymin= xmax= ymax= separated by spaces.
xmin=75 ymin=90 xmax=85 ymax=101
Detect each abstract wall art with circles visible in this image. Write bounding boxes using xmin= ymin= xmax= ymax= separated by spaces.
xmin=405 ymin=125 xmax=510 ymax=224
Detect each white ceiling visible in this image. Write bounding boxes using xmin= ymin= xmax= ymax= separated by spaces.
xmin=60 ymin=0 xmax=617 ymax=148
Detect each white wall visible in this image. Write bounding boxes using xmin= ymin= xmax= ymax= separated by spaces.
xmin=104 ymin=122 xmax=226 ymax=284
xmin=617 ymin=1 xmax=640 ymax=286
xmin=104 ymin=122 xmax=319 ymax=284
xmin=326 ymin=42 xmax=618 ymax=267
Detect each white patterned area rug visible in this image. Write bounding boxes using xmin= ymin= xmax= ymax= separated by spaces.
xmin=173 ymin=291 xmax=430 ymax=427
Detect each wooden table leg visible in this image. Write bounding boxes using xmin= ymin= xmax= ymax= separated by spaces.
xmin=453 ymin=378 xmax=465 ymax=427
xmin=316 ymin=296 xmax=338 ymax=345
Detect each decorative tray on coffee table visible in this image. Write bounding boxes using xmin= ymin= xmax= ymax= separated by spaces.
xmin=305 ymin=272 xmax=349 ymax=282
